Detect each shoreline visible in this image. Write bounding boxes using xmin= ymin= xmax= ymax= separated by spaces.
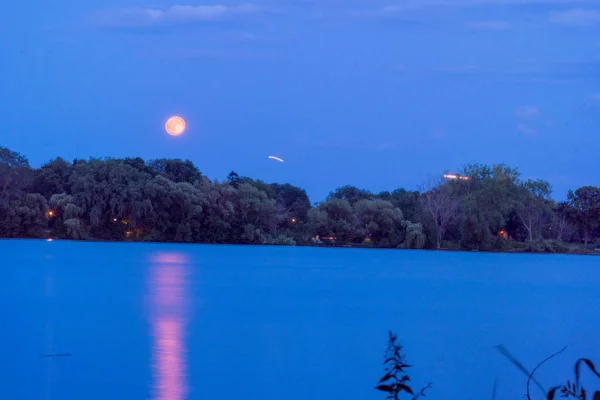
xmin=2 ymin=237 xmax=598 ymax=256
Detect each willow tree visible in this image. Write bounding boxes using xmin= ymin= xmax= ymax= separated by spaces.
xmin=354 ymin=199 xmax=406 ymax=248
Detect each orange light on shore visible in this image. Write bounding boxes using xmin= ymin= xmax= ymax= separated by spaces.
xmin=47 ymin=210 xmax=54 ymax=217
xmin=165 ymin=116 xmax=186 ymax=136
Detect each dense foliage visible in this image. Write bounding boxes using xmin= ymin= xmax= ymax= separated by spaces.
xmin=1 ymin=146 xmax=599 ymax=252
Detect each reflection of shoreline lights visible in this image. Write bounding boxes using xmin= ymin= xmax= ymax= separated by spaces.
xmin=155 ymin=319 xmax=185 ymax=400
xmin=150 ymin=252 xmax=189 ymax=400
xmin=444 ymin=174 xmax=470 ymax=181
xmin=44 ymin=268 xmax=55 ymax=400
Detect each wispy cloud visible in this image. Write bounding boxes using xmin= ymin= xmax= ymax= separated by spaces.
xmin=432 ymin=127 xmax=446 ymax=139
xmin=590 ymin=93 xmax=600 ymax=106
xmin=144 ymin=47 xmax=280 ymax=59
xmin=93 ymin=4 xmax=264 ymax=29
xmin=517 ymin=124 xmax=539 ymax=137
xmin=227 ymin=31 xmax=259 ymax=41
xmin=435 ymin=64 xmax=546 ymax=78
xmin=347 ymin=0 xmax=600 ymax=28
xmin=437 ymin=65 xmax=485 ymax=74
xmin=516 ymin=106 xmax=546 ymax=137
xmin=357 ymin=0 xmax=596 ymax=15
xmin=549 ymin=9 xmax=600 ymax=26
xmin=392 ymin=63 xmax=410 ymax=71
xmin=465 ymin=20 xmax=511 ymax=29
xmin=433 ymin=58 xmax=599 ymax=84
xmin=516 ymin=105 xmax=540 ymax=118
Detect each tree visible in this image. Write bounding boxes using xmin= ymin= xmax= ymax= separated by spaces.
xmin=149 ymin=158 xmax=202 ymax=184
xmin=31 ymin=157 xmax=71 ymax=200
xmin=354 ymin=199 xmax=406 ymax=247
xmin=0 ymin=146 xmax=29 ymax=168
xmin=231 ymin=183 xmax=283 ymax=244
xmin=421 ymin=178 xmax=458 ymax=249
xmin=552 ymin=201 xmax=576 ymax=241
xmin=308 ymin=198 xmax=364 ymax=244
xmin=270 ymin=183 xmax=311 ymax=221
xmin=379 ymin=189 xmax=422 ymax=223
xmin=0 ymin=146 xmax=32 ymax=200
xmin=1 ymin=144 xmax=598 ymax=252
xmin=328 ymin=185 xmax=373 ymax=205
xmin=49 ymin=193 xmax=86 ymax=239
xmin=238 ymin=177 xmax=276 ymax=198
xmin=401 ymin=221 xmax=426 ymax=249
xmin=513 ymin=179 xmax=553 ymax=242
xmin=196 ymin=179 xmax=235 ymax=243
xmin=456 ymin=163 xmax=521 ymax=249
xmin=226 ymin=171 xmax=242 ymax=189
xmin=68 ymin=158 xmax=153 ymax=239
xmin=143 ymin=175 xmax=205 ymax=242
xmin=567 ymin=186 xmax=600 ymax=246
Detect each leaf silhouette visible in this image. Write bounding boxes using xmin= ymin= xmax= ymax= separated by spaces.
xmin=546 ymin=386 xmax=560 ymax=399
xmin=397 ymin=384 xmax=414 ymax=394
xmin=375 ymin=384 xmax=394 ymax=393
xmin=582 ymin=359 xmax=600 ymax=379
xmin=379 ymin=372 xmax=395 ymax=383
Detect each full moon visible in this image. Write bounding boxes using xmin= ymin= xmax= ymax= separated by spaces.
xmin=165 ymin=116 xmax=186 ymax=136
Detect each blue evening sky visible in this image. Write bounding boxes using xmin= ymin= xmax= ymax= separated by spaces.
xmin=1 ymin=0 xmax=599 ymax=201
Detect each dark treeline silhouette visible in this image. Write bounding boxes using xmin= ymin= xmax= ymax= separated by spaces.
xmin=1 ymin=145 xmax=599 ymax=252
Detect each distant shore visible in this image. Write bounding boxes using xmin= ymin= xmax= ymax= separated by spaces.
xmin=4 ymin=236 xmax=599 ymax=256
xmin=1 ymin=147 xmax=599 ymax=253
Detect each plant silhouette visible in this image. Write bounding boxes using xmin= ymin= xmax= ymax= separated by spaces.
xmin=375 ymin=331 xmax=431 ymax=400
xmin=496 ymin=344 xmax=600 ymax=400
xmin=547 ymin=358 xmax=600 ymax=400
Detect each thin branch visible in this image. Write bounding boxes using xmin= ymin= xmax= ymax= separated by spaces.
xmin=495 ymin=344 xmax=546 ymax=396
xmin=526 ymin=346 xmax=568 ymax=400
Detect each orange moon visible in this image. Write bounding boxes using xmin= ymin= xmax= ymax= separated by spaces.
xmin=165 ymin=116 xmax=186 ymax=136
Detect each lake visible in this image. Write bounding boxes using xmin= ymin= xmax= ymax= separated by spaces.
xmin=1 ymin=240 xmax=598 ymax=399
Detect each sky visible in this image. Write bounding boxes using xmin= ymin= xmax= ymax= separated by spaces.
xmin=1 ymin=0 xmax=599 ymax=202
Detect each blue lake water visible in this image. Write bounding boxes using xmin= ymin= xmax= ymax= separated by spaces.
xmin=1 ymin=240 xmax=599 ymax=399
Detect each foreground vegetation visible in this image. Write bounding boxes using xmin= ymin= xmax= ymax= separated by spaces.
xmin=375 ymin=331 xmax=600 ymax=399
xmin=1 ymin=146 xmax=599 ymax=252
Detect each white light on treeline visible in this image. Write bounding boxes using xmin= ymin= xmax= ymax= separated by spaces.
xmin=444 ymin=174 xmax=470 ymax=180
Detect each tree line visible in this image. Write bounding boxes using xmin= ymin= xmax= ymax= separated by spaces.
xmin=1 ymin=145 xmax=598 ymax=252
